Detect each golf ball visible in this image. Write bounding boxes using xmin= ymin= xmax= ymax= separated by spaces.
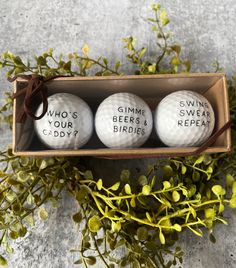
xmin=34 ymin=93 xmax=93 ymax=149
xmin=95 ymin=92 xmax=153 ymax=148
xmin=154 ymin=90 xmax=215 ymax=147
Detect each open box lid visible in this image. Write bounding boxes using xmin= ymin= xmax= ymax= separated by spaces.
xmin=13 ymin=73 xmax=231 ymax=158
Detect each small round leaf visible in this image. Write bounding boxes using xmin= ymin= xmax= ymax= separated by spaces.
xmin=72 ymin=212 xmax=82 ymax=223
xmin=142 ymin=185 xmax=151 ymax=195
xmin=96 ymin=179 xmax=103 ymax=191
xmin=124 ymin=184 xmax=132 ymax=195
xmin=0 ymin=256 xmax=7 ymax=266
xmin=88 ymin=215 xmax=101 ymax=233
xmin=38 ymin=207 xmax=48 ymax=221
xmin=172 ymin=190 xmax=180 ymax=202
xmin=137 ymin=227 xmax=148 ymax=241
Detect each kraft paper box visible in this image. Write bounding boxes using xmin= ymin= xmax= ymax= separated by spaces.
xmin=12 ymin=73 xmax=231 ymax=158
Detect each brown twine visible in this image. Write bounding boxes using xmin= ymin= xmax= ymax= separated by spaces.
xmin=9 ymin=74 xmax=68 ymax=123
xmin=98 ymin=120 xmax=232 ymax=159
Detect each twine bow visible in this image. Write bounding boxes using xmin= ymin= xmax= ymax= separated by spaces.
xmin=9 ymin=74 xmax=65 ymax=123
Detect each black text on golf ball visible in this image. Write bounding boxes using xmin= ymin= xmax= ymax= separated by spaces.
xmin=178 ymin=100 xmax=211 ymax=127
xmin=42 ymin=110 xmax=79 ymax=138
xmin=112 ymin=106 xmax=148 ymax=135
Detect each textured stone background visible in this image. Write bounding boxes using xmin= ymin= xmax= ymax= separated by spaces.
xmin=0 ymin=0 xmax=236 ymax=267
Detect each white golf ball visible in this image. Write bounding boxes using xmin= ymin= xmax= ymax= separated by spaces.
xmin=95 ymin=92 xmax=153 ymax=148
xmin=154 ymin=90 xmax=215 ymax=147
xmin=34 ymin=93 xmax=93 ymax=149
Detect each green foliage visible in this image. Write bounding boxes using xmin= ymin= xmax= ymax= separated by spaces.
xmin=0 ymin=92 xmax=13 ymax=129
xmin=0 ymin=46 xmax=121 ymax=79
xmin=69 ymin=153 xmax=236 ymax=267
xmin=0 ymin=2 xmax=235 ymax=268
xmin=122 ymin=3 xmax=191 ymax=75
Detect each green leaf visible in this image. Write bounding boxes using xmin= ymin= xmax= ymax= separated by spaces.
xmin=115 ymin=61 xmax=121 ymax=71
xmin=212 ymin=185 xmax=225 ymax=196
xmin=188 ymin=185 xmax=196 ymax=197
xmin=13 ymin=56 xmax=23 ymax=65
xmin=188 ymin=226 xmax=203 ymax=237
xmin=192 ymin=171 xmax=200 ymax=182
xmin=146 ymin=212 xmax=152 ymax=223
xmin=18 ymin=227 xmax=27 ymax=237
xmin=151 ymin=3 xmax=161 ymax=11
xmin=163 ymin=181 xmax=171 ymax=189
xmin=109 ymin=182 xmax=120 ymax=191
xmin=172 ymin=190 xmax=180 ymax=202
xmin=184 ymin=60 xmax=191 ymax=72
xmin=130 ymin=197 xmax=136 ymax=208
xmin=88 ymin=215 xmax=101 ymax=233
xmin=120 ymin=170 xmax=130 ymax=181
xmin=229 ymin=197 xmax=236 ymax=208
xmin=12 ymin=203 xmax=22 ymax=215
xmin=219 ymin=203 xmax=225 ymax=213
xmin=138 ymin=47 xmax=147 ymax=61
xmin=137 ymin=226 xmax=148 ymax=241
xmin=160 ymin=9 xmax=169 ymax=26
xmin=39 ymin=159 xmax=55 ymax=170
xmin=63 ymin=61 xmax=71 ymax=71
xmin=159 ymin=229 xmax=165 ymax=244
xmin=181 ymin=165 xmax=187 ymax=174
xmin=148 ymin=64 xmax=156 ymax=73
xmin=96 ymin=179 xmax=103 ymax=190
xmin=20 ymin=157 xmax=30 ymax=166
xmin=9 ymin=231 xmax=19 ymax=240
xmin=76 ymin=188 xmax=88 ymax=201
xmin=36 ymin=56 xmax=47 ymax=66
xmin=24 ymin=214 xmax=35 ymax=227
xmin=142 ymin=185 xmax=151 ymax=195
xmin=138 ymin=175 xmax=148 ymax=186
xmin=72 ymin=212 xmax=82 ymax=223
xmin=217 ymin=217 xmax=228 ymax=225
xmin=124 ymin=184 xmax=132 ymax=195
xmin=209 ymin=233 xmax=216 ymax=243
xmin=103 ymin=58 xmax=108 ymax=66
xmin=111 ymin=221 xmax=121 ymax=232
xmin=84 ymin=170 xmax=93 ymax=180
xmin=226 ymin=174 xmax=235 ymax=187
xmin=74 ymin=259 xmax=83 ymax=265
xmin=0 ymin=256 xmax=7 ymax=266
xmin=163 ymin=165 xmax=173 ymax=178
xmin=96 ymin=238 xmax=104 ymax=246
xmin=194 ymin=155 xmax=205 ymax=165
xmin=173 ymin=224 xmax=182 ymax=232
xmin=17 ymin=171 xmax=30 ymax=182
xmin=38 ymin=207 xmax=48 ymax=221
xmin=170 ymin=56 xmax=180 ymax=65
xmin=85 ymin=256 xmax=96 ymax=266
xmin=205 ymin=208 xmax=215 ymax=219
xmin=14 ymin=67 xmax=25 ymax=75
xmin=232 ymin=181 xmax=236 ymax=194
xmin=27 ymin=193 xmax=35 ymax=205
xmin=171 ymin=45 xmax=181 ymax=54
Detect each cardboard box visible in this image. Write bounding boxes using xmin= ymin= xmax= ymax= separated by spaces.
xmin=13 ymin=73 xmax=231 ymax=158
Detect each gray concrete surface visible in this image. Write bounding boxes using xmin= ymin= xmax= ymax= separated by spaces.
xmin=0 ymin=0 xmax=236 ymax=267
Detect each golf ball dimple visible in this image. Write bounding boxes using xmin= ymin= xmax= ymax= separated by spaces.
xmin=154 ymin=90 xmax=215 ymax=147
xmin=34 ymin=93 xmax=93 ymax=149
xmin=95 ymin=92 xmax=153 ymax=148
